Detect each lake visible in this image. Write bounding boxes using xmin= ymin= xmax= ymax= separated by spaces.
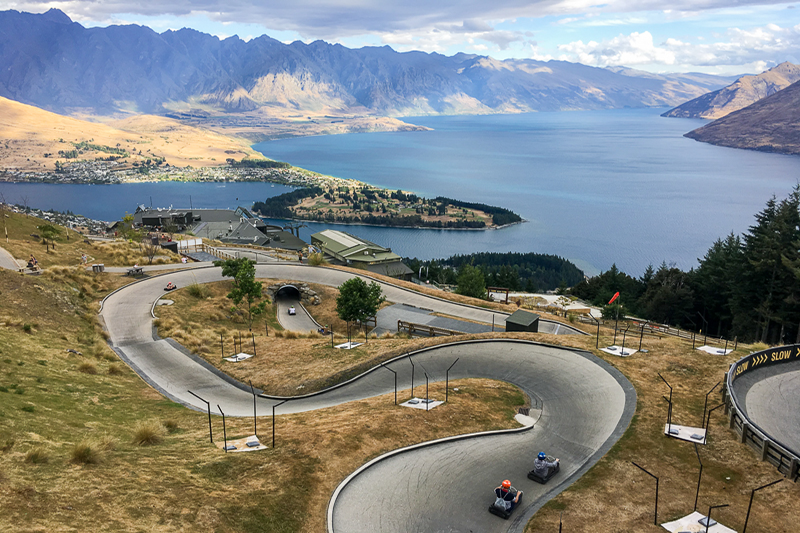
xmin=3 ymin=108 xmax=799 ymax=276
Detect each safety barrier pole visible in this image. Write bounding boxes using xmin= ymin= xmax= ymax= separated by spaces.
xmin=705 ymin=504 xmax=728 ymax=533
xmin=249 ymin=380 xmax=257 ymax=437
xmin=658 ymin=373 xmax=673 ymax=432
xmin=742 ymin=479 xmax=782 ymax=533
xmin=218 ymin=405 xmax=228 ymax=452
xmin=187 ymin=390 xmax=212 ymax=443
xmin=631 ymin=462 xmax=659 ymax=525
xmin=381 ymin=363 xmax=397 ymax=405
xmin=273 ymin=399 xmax=288 ymax=448
xmin=701 ymin=382 xmax=720 ymax=428
xmin=694 ymin=443 xmax=703 ymax=511
xmin=445 ymin=358 xmax=460 ymax=402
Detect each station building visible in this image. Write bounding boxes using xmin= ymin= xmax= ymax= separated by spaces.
xmin=310 ymin=229 xmax=413 ymax=280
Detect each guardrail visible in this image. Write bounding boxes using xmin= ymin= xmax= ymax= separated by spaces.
xmin=397 ymin=320 xmax=461 ymax=338
xmin=724 ymin=343 xmax=800 ymax=481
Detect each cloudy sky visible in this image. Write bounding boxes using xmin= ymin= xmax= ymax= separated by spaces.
xmin=7 ymin=0 xmax=800 ymax=74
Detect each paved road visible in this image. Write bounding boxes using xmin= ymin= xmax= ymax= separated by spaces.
xmin=276 ymin=293 xmax=320 ymax=333
xmin=99 ymin=264 xmax=635 ymax=532
xmin=0 ymin=245 xmax=20 ymax=270
xmin=733 ymin=358 xmax=800 ymax=457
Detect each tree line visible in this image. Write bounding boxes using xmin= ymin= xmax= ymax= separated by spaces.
xmin=570 ymin=187 xmax=800 ymax=344
xmin=434 ymin=197 xmax=522 ymax=226
xmin=405 ymin=251 xmax=584 ymax=293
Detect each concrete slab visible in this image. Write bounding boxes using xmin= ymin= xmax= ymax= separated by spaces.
xmin=335 ymin=342 xmax=363 ymax=350
xmin=224 ymin=352 xmax=253 ymax=362
xmin=218 ymin=435 xmax=267 ymax=453
xmin=400 ymin=397 xmax=443 ymax=410
xmin=662 ymin=511 xmax=737 ymax=532
xmin=664 ymin=424 xmax=707 ymax=444
xmin=602 ymin=345 xmax=637 ymax=357
xmin=697 ymin=345 xmax=733 ymax=355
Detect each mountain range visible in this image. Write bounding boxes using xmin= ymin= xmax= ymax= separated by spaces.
xmin=662 ymin=62 xmax=800 ymax=120
xmin=685 ymin=78 xmax=800 ymax=155
xmin=0 ymin=9 xmax=738 ymax=118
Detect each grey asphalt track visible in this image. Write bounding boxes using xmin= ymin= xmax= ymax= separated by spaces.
xmin=732 ymin=358 xmax=800 ymax=457
xmin=0 ymin=245 xmax=20 ymax=270
xmin=276 ymin=293 xmax=320 ymax=333
xmin=100 ymin=264 xmax=635 ymax=532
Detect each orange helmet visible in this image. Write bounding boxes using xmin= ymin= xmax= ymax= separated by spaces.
xmin=501 ymin=480 xmax=511 ymax=489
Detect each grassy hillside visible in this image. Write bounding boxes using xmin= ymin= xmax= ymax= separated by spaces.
xmin=0 ymin=96 xmax=266 ymax=172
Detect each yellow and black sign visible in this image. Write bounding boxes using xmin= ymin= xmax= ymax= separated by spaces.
xmin=730 ymin=344 xmax=800 ymax=382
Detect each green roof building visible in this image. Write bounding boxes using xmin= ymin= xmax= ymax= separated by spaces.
xmin=310 ymin=229 xmax=413 ymax=280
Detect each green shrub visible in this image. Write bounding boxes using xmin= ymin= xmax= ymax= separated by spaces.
xmin=77 ymin=362 xmax=97 ymax=375
xmin=133 ymin=421 xmax=164 ymax=446
xmin=307 ymin=252 xmax=327 ymax=266
xmin=21 ymin=405 xmax=35 ymax=413
xmin=186 ymin=283 xmax=209 ymax=299
xmin=163 ymin=419 xmax=179 ymax=433
xmin=14 ymin=387 xmax=25 ymax=395
xmin=70 ymin=441 xmax=101 ymax=464
xmin=22 ymin=324 xmax=32 ymax=333
xmin=0 ymin=386 xmax=8 ymax=393
xmin=24 ymin=448 xmax=50 ymax=464
xmin=37 ymin=360 xmax=47 ymax=366
xmin=107 ymin=364 xmax=124 ymax=376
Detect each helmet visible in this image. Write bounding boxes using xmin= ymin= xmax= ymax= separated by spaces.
xmin=501 ymin=480 xmax=511 ymax=489
xmin=538 ymin=452 xmax=546 ymax=459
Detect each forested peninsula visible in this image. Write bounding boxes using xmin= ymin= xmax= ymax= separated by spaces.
xmin=253 ymin=187 xmax=522 ymax=229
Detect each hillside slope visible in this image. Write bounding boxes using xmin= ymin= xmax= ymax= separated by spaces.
xmin=0 ymin=96 xmax=262 ymax=171
xmin=662 ymin=62 xmax=800 ymax=120
xmin=685 ymin=78 xmax=800 ymax=155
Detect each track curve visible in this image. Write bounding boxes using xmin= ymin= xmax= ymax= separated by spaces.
xmin=99 ymin=264 xmax=636 ymax=532
xmin=732 ymin=358 xmax=800 ymax=457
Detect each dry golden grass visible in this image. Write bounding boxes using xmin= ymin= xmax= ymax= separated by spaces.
xmin=0 ymin=96 xmax=265 ymax=171
xmin=0 ymin=210 xmax=181 ymax=269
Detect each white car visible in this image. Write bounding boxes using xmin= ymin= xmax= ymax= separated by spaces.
xmin=288 ymin=306 xmax=296 ymax=315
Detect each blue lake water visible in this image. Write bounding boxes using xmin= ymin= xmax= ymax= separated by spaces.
xmin=3 ymin=108 xmax=800 ymax=276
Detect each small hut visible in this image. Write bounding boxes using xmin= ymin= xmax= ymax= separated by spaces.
xmin=505 ymin=310 xmax=540 ymax=333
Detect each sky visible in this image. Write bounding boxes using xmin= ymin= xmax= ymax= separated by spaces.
xmin=6 ymin=1 xmax=800 ymax=75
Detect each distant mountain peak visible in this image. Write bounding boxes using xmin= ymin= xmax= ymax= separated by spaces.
xmin=662 ymin=62 xmax=800 ymax=120
xmin=41 ymin=8 xmax=72 ymax=24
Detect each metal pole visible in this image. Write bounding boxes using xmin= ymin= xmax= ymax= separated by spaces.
xmin=381 ymin=363 xmax=397 ymax=405
xmin=252 ymin=332 xmax=256 ymax=357
xmin=559 ymin=511 xmax=563 ymax=533
xmin=492 ymin=314 xmax=495 ymax=332
xmin=220 ymin=334 xmax=224 ymax=358
xmin=188 ymin=390 xmax=212 ymax=443
xmin=724 ymin=338 xmax=729 ymax=353
xmin=742 ymin=479 xmax=782 ymax=533
xmin=445 ymin=358 xmax=459 ymax=403
xmin=410 ymin=356 xmax=415 ymax=399
xmin=639 ymin=323 xmax=645 ymax=351
xmin=330 ymin=325 xmax=334 ymax=348
xmin=705 ymin=504 xmax=729 ymax=533
xmin=596 ymin=318 xmax=600 ymax=349
xmin=631 ymin=462 xmax=659 ymax=526
xmin=704 ymin=403 xmax=725 ymax=444
xmin=265 ymin=322 xmax=269 ymax=337
xmin=694 ymin=443 xmax=703 ymax=511
xmin=425 ymin=373 xmax=429 ymax=411
xmin=218 ymin=404 xmax=227 ymax=452
xmin=272 ymin=399 xmax=288 ymax=448
xmin=621 ymin=327 xmax=627 ymax=355
xmin=249 ymin=380 xmax=257 ymax=437
xmin=658 ymin=373 xmax=673 ymax=432
xmin=701 ymin=382 xmax=720 ymax=427
xmin=734 ymin=336 xmax=738 ymax=351
xmin=693 ymin=332 xmax=696 ymax=350
xmin=613 ymin=306 xmax=619 ymax=345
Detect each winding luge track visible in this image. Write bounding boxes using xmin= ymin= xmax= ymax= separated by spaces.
xmin=100 ymin=264 xmax=635 ymax=532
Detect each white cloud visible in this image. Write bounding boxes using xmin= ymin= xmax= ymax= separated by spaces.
xmin=557 ymin=23 xmax=800 ymax=69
